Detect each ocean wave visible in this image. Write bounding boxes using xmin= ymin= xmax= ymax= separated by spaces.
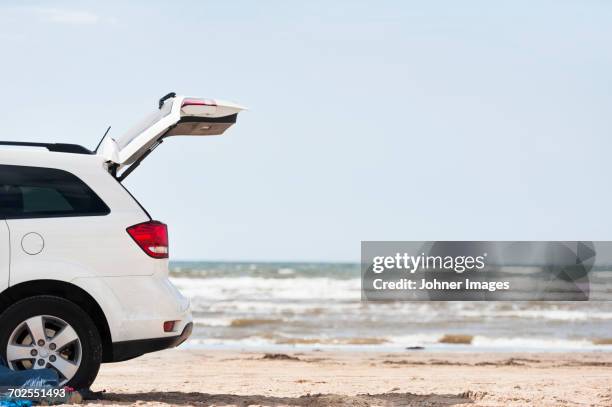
xmin=470 ymin=336 xmax=600 ymax=350
xmin=183 ymin=293 xmax=612 ymax=323
xmin=230 ymin=318 xmax=283 ymax=327
xmin=170 ymin=263 xmax=612 ymax=352
xmin=170 ymin=261 xmax=359 ymax=280
xmin=171 ymin=276 xmax=361 ymax=301
xmin=276 ymin=337 xmax=389 ymax=345
xmin=457 ymin=308 xmax=612 ymax=321
xmin=185 ymin=333 xmax=612 ymax=352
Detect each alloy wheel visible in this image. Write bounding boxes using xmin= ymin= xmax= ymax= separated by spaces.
xmin=6 ymin=315 xmax=82 ymax=385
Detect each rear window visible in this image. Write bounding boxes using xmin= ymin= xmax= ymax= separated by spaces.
xmin=0 ymin=164 xmax=110 ymax=219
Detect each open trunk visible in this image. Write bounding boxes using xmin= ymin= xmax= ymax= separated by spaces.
xmin=98 ymin=93 xmax=245 ymax=179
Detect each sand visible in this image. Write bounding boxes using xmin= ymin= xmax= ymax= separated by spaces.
xmin=81 ymin=349 xmax=612 ymax=406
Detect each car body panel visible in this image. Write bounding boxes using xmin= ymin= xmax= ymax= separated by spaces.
xmin=71 ymin=273 xmax=191 ymax=343
xmin=0 ymin=221 xmax=8 ymax=291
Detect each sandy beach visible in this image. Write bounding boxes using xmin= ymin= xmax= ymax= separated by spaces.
xmin=81 ymin=349 xmax=612 ymax=406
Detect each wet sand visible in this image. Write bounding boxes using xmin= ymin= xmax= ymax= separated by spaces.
xmin=83 ymin=349 xmax=612 ymax=406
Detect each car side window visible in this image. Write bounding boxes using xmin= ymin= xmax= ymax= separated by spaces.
xmin=0 ymin=164 xmax=110 ymax=219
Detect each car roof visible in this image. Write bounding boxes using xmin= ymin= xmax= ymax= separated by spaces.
xmin=0 ymin=142 xmax=92 ymax=154
xmin=0 ymin=147 xmax=106 ymax=173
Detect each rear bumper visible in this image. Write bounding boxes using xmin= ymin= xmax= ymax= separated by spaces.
xmin=73 ymin=274 xmax=193 ymax=363
xmin=74 ymin=274 xmax=192 ymax=343
xmin=110 ymin=322 xmax=193 ymax=362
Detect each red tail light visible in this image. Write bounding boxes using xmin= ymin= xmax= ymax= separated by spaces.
xmin=126 ymin=221 xmax=169 ymax=259
xmin=163 ymin=321 xmax=176 ymax=332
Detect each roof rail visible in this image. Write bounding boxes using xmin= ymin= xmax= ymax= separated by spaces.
xmin=0 ymin=142 xmax=92 ymax=155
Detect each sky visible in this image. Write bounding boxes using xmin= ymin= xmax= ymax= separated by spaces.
xmin=0 ymin=1 xmax=611 ymax=262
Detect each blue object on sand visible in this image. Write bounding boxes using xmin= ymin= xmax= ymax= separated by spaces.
xmin=0 ymin=400 xmax=33 ymax=407
xmin=0 ymin=358 xmax=60 ymax=406
xmin=0 ymin=363 xmax=59 ymax=388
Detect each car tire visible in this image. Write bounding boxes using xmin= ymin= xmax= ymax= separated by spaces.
xmin=0 ymin=295 xmax=102 ymax=389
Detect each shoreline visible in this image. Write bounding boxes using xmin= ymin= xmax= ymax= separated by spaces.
xmin=86 ymin=348 xmax=612 ymax=406
xmin=181 ymin=342 xmax=612 ymax=353
xmin=181 ymin=333 xmax=612 ymax=353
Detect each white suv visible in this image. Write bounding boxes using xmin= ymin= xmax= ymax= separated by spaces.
xmin=0 ymin=93 xmax=244 ymax=388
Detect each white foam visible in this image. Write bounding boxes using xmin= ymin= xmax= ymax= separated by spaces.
xmin=471 ymin=335 xmax=601 ymax=350
xmin=172 ymin=275 xmax=612 ymax=352
xmin=457 ymin=307 xmax=612 ymax=321
xmin=183 ymin=334 xmax=612 ymax=352
xmin=171 ymin=276 xmax=360 ymax=301
xmin=192 ymin=317 xmax=235 ymax=327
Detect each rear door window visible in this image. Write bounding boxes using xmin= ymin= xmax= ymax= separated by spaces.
xmin=0 ymin=165 xmax=109 ymax=219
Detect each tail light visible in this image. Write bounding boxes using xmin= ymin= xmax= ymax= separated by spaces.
xmin=127 ymin=221 xmax=169 ymax=259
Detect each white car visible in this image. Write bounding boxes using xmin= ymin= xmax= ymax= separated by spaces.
xmin=0 ymin=93 xmax=245 ymax=388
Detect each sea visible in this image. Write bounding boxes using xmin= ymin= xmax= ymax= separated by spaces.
xmin=170 ymin=261 xmax=612 ymax=352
